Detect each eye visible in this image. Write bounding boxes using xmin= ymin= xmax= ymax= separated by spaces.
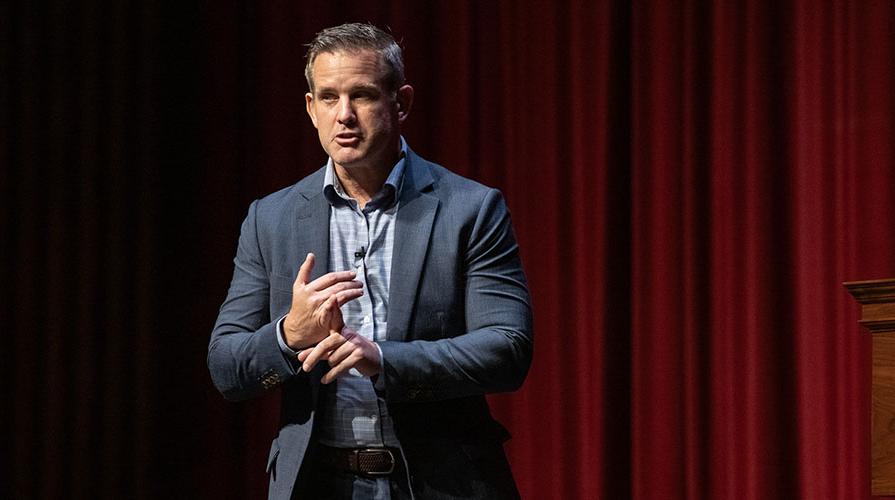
xmin=352 ymin=90 xmax=379 ymax=102
xmin=319 ymin=93 xmax=338 ymax=103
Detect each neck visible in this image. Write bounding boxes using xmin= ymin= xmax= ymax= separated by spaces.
xmin=334 ymin=139 xmax=401 ymax=207
xmin=334 ymin=163 xmax=390 ymax=207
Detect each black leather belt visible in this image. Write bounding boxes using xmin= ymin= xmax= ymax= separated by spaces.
xmin=315 ymin=445 xmax=400 ymax=477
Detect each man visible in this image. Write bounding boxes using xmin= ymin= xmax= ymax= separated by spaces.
xmin=208 ymin=23 xmax=533 ymax=499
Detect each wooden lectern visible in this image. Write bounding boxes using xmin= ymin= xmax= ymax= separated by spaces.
xmin=845 ymin=279 xmax=895 ymax=496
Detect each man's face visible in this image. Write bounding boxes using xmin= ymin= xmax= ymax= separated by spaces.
xmin=305 ymin=50 xmax=412 ymax=171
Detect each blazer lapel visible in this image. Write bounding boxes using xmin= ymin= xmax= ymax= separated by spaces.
xmin=388 ymin=153 xmax=438 ymax=342
xmin=291 ymin=169 xmax=331 ymax=281
xmin=290 ymin=172 xmax=331 ymax=388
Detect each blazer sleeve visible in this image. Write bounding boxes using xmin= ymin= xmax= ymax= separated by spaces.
xmin=207 ymin=200 xmax=302 ymax=402
xmin=377 ymin=189 xmax=533 ymax=402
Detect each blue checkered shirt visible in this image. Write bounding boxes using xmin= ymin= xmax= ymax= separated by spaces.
xmin=277 ymin=140 xmax=408 ymax=448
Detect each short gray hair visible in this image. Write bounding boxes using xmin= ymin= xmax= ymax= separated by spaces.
xmin=304 ymin=23 xmax=405 ymax=92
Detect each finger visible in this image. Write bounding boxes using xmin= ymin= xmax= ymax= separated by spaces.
xmin=317 ymin=295 xmax=342 ymax=328
xmin=311 ymin=282 xmax=362 ymax=308
xmin=300 ymin=339 xmax=332 ymax=372
xmin=296 ymin=253 xmax=315 ymax=286
xmin=322 ymin=354 xmax=360 ymax=384
xmin=326 ymin=337 xmax=357 ymax=368
xmin=320 ymin=293 xmax=339 ymax=310
xmin=327 ymin=297 xmax=345 ymax=332
xmin=307 ymin=270 xmax=358 ymax=292
xmin=300 ymin=343 xmax=330 ymax=372
xmin=302 ymin=332 xmax=347 ymax=372
xmin=333 ymin=288 xmax=364 ymax=307
xmin=319 ymin=294 xmax=342 ymax=318
xmin=320 ymin=279 xmax=363 ymax=296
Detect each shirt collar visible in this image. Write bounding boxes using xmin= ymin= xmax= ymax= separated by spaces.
xmin=323 ymin=136 xmax=408 ymax=210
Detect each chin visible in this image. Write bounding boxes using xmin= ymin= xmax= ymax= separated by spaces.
xmin=327 ymin=146 xmax=361 ymax=163
xmin=332 ymin=153 xmax=369 ymax=169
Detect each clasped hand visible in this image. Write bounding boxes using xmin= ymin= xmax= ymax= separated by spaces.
xmin=283 ymin=253 xmax=381 ymax=384
xmin=298 ymin=327 xmax=381 ymax=384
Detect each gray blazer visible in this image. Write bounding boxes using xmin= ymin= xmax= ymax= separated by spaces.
xmin=208 ymin=148 xmax=533 ymax=499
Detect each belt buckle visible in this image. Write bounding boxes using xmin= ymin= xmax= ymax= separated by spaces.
xmin=355 ymin=448 xmax=395 ymax=477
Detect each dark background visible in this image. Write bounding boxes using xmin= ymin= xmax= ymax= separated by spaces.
xmin=4 ymin=1 xmax=895 ymax=499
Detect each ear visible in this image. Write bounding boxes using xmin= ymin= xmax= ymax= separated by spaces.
xmin=395 ymin=84 xmax=414 ymax=124
xmin=305 ymin=92 xmax=318 ymax=128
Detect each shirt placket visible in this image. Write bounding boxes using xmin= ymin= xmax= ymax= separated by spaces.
xmin=354 ymin=207 xmax=374 ymax=343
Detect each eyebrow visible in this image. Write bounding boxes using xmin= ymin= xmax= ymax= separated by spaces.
xmin=314 ymin=82 xmax=382 ymax=95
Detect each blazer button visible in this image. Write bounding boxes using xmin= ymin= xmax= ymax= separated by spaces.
xmin=259 ymin=369 xmax=281 ymax=390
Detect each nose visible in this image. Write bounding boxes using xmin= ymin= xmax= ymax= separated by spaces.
xmin=336 ymin=97 xmax=356 ymax=125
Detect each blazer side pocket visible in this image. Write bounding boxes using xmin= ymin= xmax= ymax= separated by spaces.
xmin=266 ymin=439 xmax=280 ymax=479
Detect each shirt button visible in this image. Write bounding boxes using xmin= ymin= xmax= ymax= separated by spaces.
xmin=363 ymin=315 xmax=371 ymax=324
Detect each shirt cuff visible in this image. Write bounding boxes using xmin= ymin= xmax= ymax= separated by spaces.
xmin=276 ymin=315 xmax=301 ymax=358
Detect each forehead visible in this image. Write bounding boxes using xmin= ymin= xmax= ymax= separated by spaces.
xmin=311 ymin=50 xmax=386 ymax=88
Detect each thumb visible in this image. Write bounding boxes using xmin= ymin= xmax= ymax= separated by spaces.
xmin=296 ymin=252 xmax=315 ymax=286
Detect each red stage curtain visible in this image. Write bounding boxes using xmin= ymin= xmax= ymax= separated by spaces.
xmin=5 ymin=1 xmax=895 ymax=499
xmin=199 ymin=2 xmax=895 ymax=498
